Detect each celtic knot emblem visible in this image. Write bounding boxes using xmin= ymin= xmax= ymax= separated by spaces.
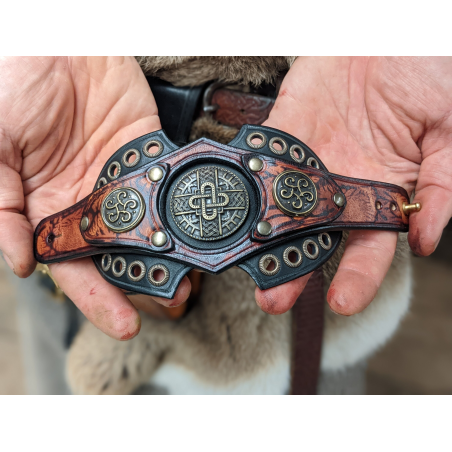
xmin=170 ymin=166 xmax=249 ymax=241
xmin=273 ymin=170 xmax=317 ymax=216
xmin=101 ymin=187 xmax=145 ymax=233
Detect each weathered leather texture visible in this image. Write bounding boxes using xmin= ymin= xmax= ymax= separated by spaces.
xmin=212 ymin=89 xmax=275 ymax=128
xmin=34 ymin=125 xmax=410 ymax=298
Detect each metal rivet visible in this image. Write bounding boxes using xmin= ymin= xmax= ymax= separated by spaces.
xmin=80 ymin=216 xmax=90 ymax=231
xmin=402 ymin=202 xmax=421 ymax=215
xmin=257 ymin=221 xmax=272 ymax=236
xmin=333 ymin=192 xmax=345 ymax=207
xmin=248 ymin=158 xmax=263 ymax=172
xmin=148 ymin=167 xmax=164 ymax=182
xmin=151 ymin=231 xmax=167 ymax=247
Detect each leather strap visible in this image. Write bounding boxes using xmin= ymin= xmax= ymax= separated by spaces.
xmin=211 ymin=88 xmax=275 ymax=128
xmin=291 ymin=269 xmax=324 ymax=395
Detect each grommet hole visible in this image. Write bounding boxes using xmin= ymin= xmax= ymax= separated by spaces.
xmin=114 ymin=260 xmax=123 ymax=273
xmin=272 ymin=140 xmax=284 ymax=152
xmin=250 ymin=135 xmax=263 ymax=146
xmin=307 ymin=157 xmax=319 ymax=169
xmin=376 ymin=201 xmax=382 ymax=210
xmin=287 ymin=251 xmax=299 ymax=264
xmin=292 ymin=149 xmax=301 ymax=159
xmin=124 ymin=151 xmax=138 ymax=164
xmin=263 ymin=258 xmax=276 ymax=272
xmin=146 ymin=144 xmax=160 ymax=155
xmin=151 ymin=268 xmax=165 ymax=283
xmin=112 ymin=166 xmax=119 ymax=176
xmin=98 ymin=178 xmax=106 ymax=188
xmin=131 ymin=264 xmax=143 ymax=278
xmin=307 ymin=243 xmax=315 ymax=255
xmin=46 ymin=233 xmax=56 ymax=244
xmin=390 ymin=202 xmax=397 ymax=211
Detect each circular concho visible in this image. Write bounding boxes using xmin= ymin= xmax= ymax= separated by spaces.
xmin=101 ymin=187 xmax=145 ymax=233
xmin=170 ymin=165 xmax=250 ymax=241
xmin=272 ymin=170 xmax=317 ymax=216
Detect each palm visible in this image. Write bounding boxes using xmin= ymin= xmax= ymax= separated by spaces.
xmin=0 ymin=57 xmax=159 ymax=225
xmin=258 ymin=57 xmax=452 ymax=315
xmin=0 ymin=56 xmax=164 ymax=339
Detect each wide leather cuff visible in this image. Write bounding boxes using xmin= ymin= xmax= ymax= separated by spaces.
xmin=34 ymin=125 xmax=410 ymax=298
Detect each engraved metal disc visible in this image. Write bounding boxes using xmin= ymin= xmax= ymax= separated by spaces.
xmin=101 ymin=187 xmax=145 ymax=233
xmin=272 ymin=170 xmax=317 ymax=216
xmin=170 ymin=166 xmax=249 ymax=241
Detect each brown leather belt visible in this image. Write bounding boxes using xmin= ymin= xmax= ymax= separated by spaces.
xmin=33 ymin=124 xmax=411 ymax=300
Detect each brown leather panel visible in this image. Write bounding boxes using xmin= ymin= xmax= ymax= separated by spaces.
xmin=34 ymin=139 xmax=410 ymax=269
xmin=34 ymin=198 xmax=96 ymax=262
xmin=331 ymin=174 xmax=409 ymax=229
xmin=247 ymin=156 xmax=343 ymax=241
xmin=212 ymin=89 xmax=274 ymax=128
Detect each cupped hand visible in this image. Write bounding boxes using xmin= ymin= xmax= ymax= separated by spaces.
xmin=0 ymin=57 xmax=191 ymax=340
xmin=257 ymin=56 xmax=452 ymax=315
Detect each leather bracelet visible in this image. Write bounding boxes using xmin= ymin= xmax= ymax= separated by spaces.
xmin=34 ymin=125 xmax=413 ymax=299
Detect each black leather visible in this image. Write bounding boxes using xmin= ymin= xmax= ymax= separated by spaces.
xmin=146 ymin=77 xmax=206 ymax=146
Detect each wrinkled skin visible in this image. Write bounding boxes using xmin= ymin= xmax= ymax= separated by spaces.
xmin=0 ymin=57 xmax=190 ymax=340
xmin=259 ymin=56 xmax=452 ymax=315
xmin=0 ymin=57 xmax=451 ymax=340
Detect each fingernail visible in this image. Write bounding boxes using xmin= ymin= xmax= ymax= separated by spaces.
xmin=1 ymin=252 xmax=15 ymax=274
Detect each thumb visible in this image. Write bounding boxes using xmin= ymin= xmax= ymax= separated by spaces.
xmin=0 ymin=162 xmax=36 ymax=277
xmin=408 ymin=141 xmax=452 ymax=256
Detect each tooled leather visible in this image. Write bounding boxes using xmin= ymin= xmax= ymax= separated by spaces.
xmin=212 ymin=89 xmax=275 ymax=128
xmin=34 ymin=138 xmax=409 ymax=270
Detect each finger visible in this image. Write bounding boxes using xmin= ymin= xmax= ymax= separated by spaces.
xmin=151 ymin=276 xmax=192 ymax=307
xmin=408 ymin=146 xmax=452 ymax=256
xmin=127 ymin=276 xmax=192 ymax=310
xmin=0 ymin=161 xmax=36 ymax=277
xmin=255 ymin=273 xmax=312 ymax=315
xmin=327 ymin=230 xmax=398 ymax=315
xmin=50 ymin=258 xmax=141 ymax=341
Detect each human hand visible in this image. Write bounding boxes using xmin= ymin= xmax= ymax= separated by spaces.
xmin=257 ymin=56 xmax=452 ymax=315
xmin=0 ymin=57 xmax=191 ymax=339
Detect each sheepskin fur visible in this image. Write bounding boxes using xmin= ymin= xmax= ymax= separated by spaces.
xmin=66 ymin=57 xmax=412 ymax=394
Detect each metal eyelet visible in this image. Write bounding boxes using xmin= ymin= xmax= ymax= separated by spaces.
xmin=107 ymin=162 xmax=121 ymax=180
xmin=318 ymin=233 xmax=332 ymax=250
xmin=97 ymin=177 xmax=108 ymax=189
xmin=269 ymin=137 xmax=288 ymax=155
xmin=306 ymin=157 xmax=319 ymax=169
xmin=143 ymin=140 xmax=163 ymax=158
xmin=101 ymin=254 xmax=112 ymax=271
xmin=303 ymin=239 xmax=320 ymax=259
xmin=122 ymin=149 xmax=141 ymax=168
xmin=127 ymin=260 xmax=146 ymax=282
xmin=258 ymin=254 xmax=281 ymax=276
xmin=289 ymin=145 xmax=305 ymax=163
xmin=148 ymin=264 xmax=170 ymax=286
xmin=283 ymin=246 xmax=303 ymax=268
xmin=246 ymin=132 xmax=267 ymax=149
xmin=112 ymin=257 xmax=127 ymax=277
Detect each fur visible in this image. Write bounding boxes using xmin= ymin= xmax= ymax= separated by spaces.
xmin=136 ymin=56 xmax=296 ymax=87
xmin=66 ymin=57 xmax=412 ymax=394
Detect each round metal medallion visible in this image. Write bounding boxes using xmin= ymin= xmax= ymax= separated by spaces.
xmin=272 ymin=170 xmax=317 ymax=216
xmin=101 ymin=187 xmax=145 ymax=233
xmin=170 ymin=166 xmax=249 ymax=241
